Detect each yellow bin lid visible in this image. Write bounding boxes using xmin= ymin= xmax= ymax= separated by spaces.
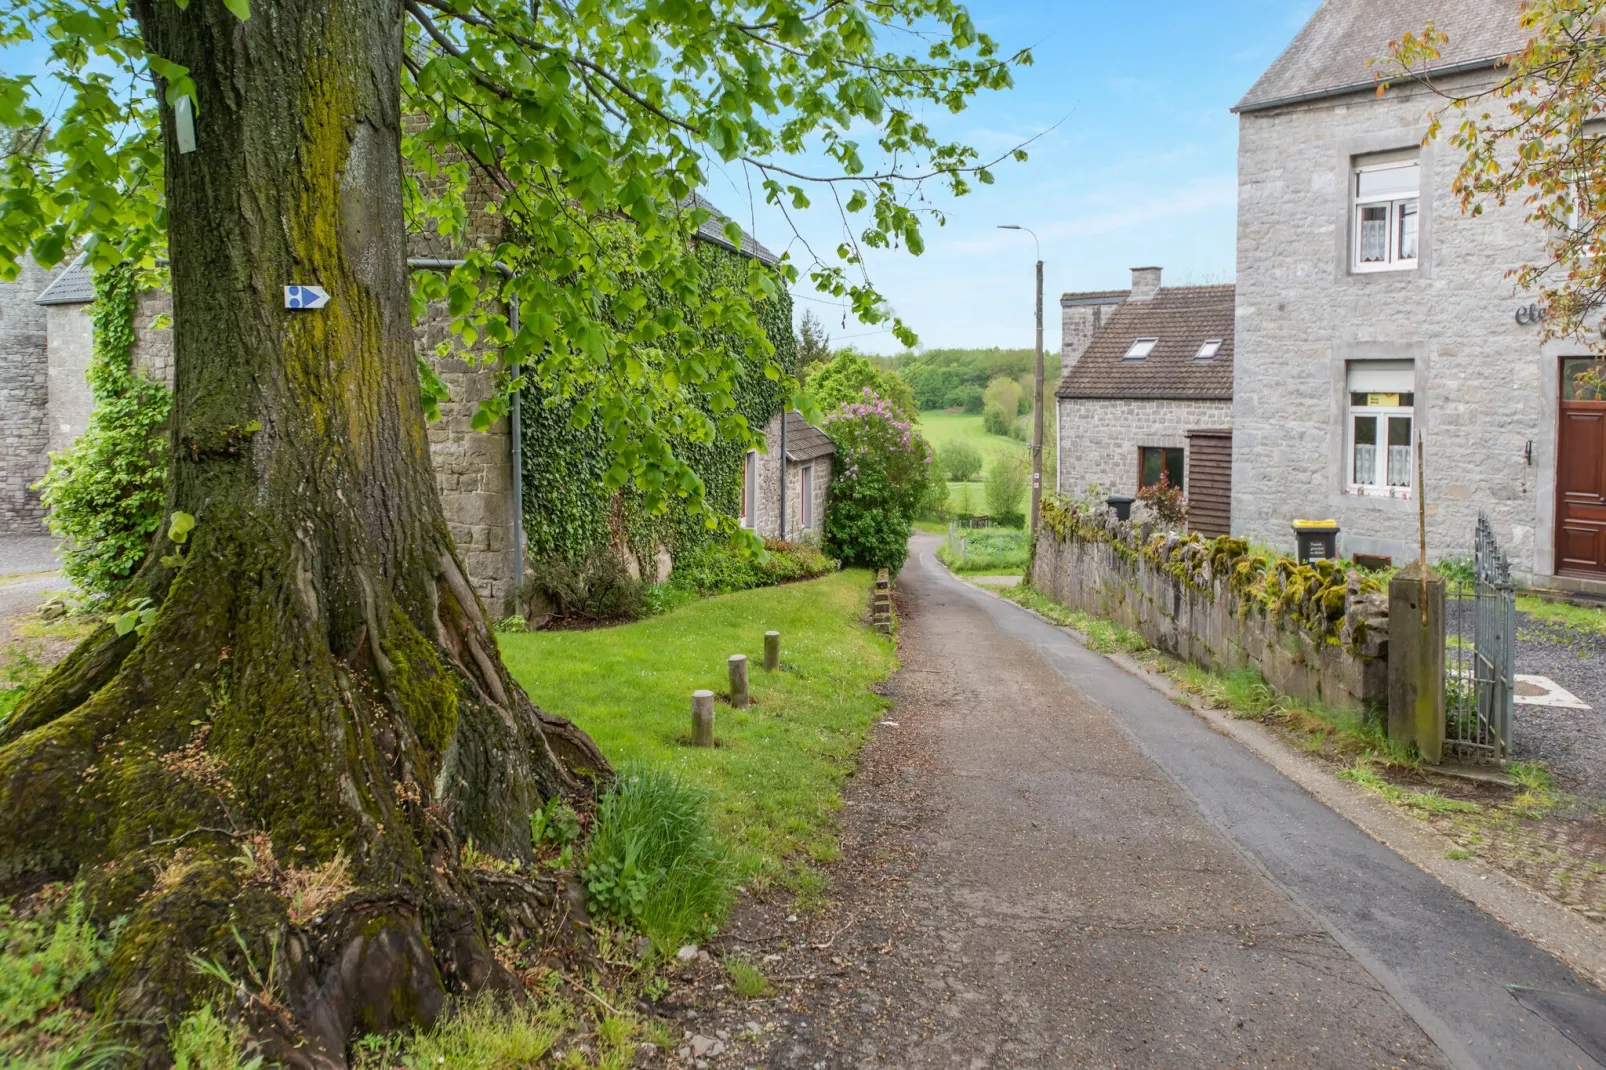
xmin=1291 ymin=519 xmax=1339 ymax=532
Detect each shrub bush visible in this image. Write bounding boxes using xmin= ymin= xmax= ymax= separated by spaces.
xmin=823 ymin=391 xmax=933 ymax=573
xmin=526 ymin=549 xmax=646 ymax=624
xmin=983 ymin=454 xmax=1029 ymax=528
xmin=36 ymin=267 xmax=170 ymax=604
xmin=1136 ymin=473 xmax=1188 ymax=530
xmin=938 ymin=440 xmax=982 ymax=482
xmin=665 ymin=538 xmax=835 ymax=598
xmin=583 ymin=763 xmax=733 ymax=953
xmin=917 ymin=478 xmax=950 ymax=523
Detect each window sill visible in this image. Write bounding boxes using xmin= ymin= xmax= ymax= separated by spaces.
xmin=1345 ymin=485 xmax=1413 ymax=500
xmin=1350 ymin=262 xmax=1419 ymax=275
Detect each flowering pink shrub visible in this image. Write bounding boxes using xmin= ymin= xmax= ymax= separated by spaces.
xmin=823 ymin=389 xmax=933 ymax=572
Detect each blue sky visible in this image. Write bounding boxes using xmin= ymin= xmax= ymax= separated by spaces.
xmin=702 ymin=0 xmax=1322 ymax=355
xmin=3 ymin=1 xmax=1320 ymax=356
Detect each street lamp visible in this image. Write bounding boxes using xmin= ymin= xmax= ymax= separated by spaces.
xmin=999 ymin=225 xmax=1045 ymax=538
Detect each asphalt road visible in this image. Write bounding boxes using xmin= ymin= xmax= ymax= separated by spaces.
xmin=704 ymin=537 xmax=1606 ymax=1068
xmin=905 ymin=536 xmax=1604 ymax=1068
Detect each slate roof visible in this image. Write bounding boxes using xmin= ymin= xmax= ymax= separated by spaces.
xmin=1056 ymin=285 xmax=1234 ymax=401
xmin=34 ymin=253 xmax=92 ymax=305
xmin=1235 ymin=0 xmax=1528 ymax=113
xmin=781 ymin=411 xmax=834 ymax=462
xmin=685 ymin=192 xmax=780 ymax=266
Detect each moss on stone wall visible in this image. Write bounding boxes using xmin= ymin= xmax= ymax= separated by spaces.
xmin=1039 ymin=495 xmax=1384 ymax=651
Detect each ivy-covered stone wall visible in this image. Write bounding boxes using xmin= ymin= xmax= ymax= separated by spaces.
xmin=1032 ymin=497 xmax=1391 ymax=714
xmin=518 ymin=239 xmax=796 ymax=581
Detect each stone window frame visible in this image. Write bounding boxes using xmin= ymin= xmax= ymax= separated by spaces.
xmin=1328 ymin=343 xmax=1432 ymax=510
xmin=739 ymin=449 xmax=759 ymax=529
xmin=800 ymin=463 xmax=814 ymax=531
xmin=1333 ymin=128 xmax=1434 ymax=279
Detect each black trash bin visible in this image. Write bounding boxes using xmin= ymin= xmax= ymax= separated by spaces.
xmin=1292 ymin=520 xmax=1339 ymax=564
xmin=1106 ymin=495 xmax=1136 ymax=522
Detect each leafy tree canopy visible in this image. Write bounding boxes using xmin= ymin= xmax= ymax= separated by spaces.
xmin=0 ymin=0 xmax=1030 ymax=530
xmin=807 ymin=349 xmax=917 ymax=418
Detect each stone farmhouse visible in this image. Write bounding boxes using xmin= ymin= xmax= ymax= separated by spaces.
xmin=1231 ymin=0 xmax=1592 ymax=584
xmin=0 ymin=196 xmax=824 ymax=611
xmin=1056 ymin=267 xmax=1235 ymax=537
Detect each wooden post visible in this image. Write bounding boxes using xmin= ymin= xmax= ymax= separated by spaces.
xmin=1388 ymin=561 xmax=1444 ymax=764
xmin=764 ymin=631 xmax=780 ymax=671
xmin=728 ymin=654 xmax=750 ymax=709
xmin=692 ymin=690 xmax=715 ymax=747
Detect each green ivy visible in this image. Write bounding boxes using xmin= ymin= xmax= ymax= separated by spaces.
xmin=520 ymin=240 xmax=796 ymax=569
xmin=35 ymin=266 xmax=170 ymax=603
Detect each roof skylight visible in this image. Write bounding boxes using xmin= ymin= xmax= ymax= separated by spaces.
xmin=1123 ymin=338 xmax=1158 ymax=361
xmin=1195 ymin=339 xmax=1224 ymax=361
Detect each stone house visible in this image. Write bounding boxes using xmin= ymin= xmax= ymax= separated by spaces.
xmin=0 ymin=197 xmax=798 ymax=608
xmin=739 ymin=410 xmax=835 ymax=542
xmin=1056 ymin=267 xmax=1236 ymax=536
xmin=1231 ymin=0 xmax=1604 ymax=584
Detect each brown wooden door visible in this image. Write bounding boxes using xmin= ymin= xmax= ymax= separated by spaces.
xmin=1558 ymin=367 xmax=1606 ymax=574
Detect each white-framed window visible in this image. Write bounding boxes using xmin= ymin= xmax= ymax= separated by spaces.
xmin=800 ymin=464 xmax=814 ymax=530
xmin=739 ymin=450 xmax=759 ymax=528
xmin=1347 ymin=361 xmax=1415 ymax=496
xmin=1352 ymin=158 xmax=1420 ymax=272
xmin=1123 ymin=337 xmax=1158 ymax=361
xmin=1194 ymin=339 xmax=1223 ymax=362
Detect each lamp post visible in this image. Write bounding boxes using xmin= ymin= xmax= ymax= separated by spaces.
xmin=998 ymin=225 xmax=1044 ymax=538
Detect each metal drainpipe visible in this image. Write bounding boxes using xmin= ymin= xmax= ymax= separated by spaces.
xmin=407 ymin=258 xmax=524 ymax=614
xmin=778 ymin=407 xmax=787 ymax=542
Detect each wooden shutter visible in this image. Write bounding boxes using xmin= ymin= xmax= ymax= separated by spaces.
xmin=1185 ymin=429 xmax=1232 ymax=539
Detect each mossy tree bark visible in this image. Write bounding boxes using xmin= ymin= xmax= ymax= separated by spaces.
xmin=0 ymin=0 xmax=608 ymax=1062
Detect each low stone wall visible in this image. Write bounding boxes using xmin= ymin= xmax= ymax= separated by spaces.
xmin=1030 ymin=507 xmax=1389 ymax=715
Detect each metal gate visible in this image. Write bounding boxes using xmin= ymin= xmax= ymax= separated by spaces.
xmin=1445 ymin=514 xmax=1516 ymax=762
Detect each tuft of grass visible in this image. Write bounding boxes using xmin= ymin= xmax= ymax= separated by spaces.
xmin=1402 ymin=790 xmax=1481 ymax=815
xmin=1515 ymin=594 xmax=1606 ymax=636
xmin=997 ymin=584 xmax=1148 ymax=654
xmin=0 ymin=893 xmax=117 ymax=1033
xmin=352 ymin=995 xmax=565 ymax=1070
xmin=0 ymin=889 xmax=133 ymax=1068
xmin=170 ymin=1005 xmax=261 ymax=1070
xmin=725 ymin=957 xmax=773 ymax=999
xmin=583 ymin=763 xmax=733 ymax=954
xmin=498 ymin=571 xmax=896 ymax=893
xmin=1446 ymin=848 xmax=1473 ymax=861
xmin=1509 ymin=760 xmax=1558 ymax=793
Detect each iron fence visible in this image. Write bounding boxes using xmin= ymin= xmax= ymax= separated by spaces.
xmin=1444 ymin=514 xmax=1516 ymax=762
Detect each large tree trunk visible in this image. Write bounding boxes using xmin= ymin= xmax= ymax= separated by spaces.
xmin=0 ymin=1 xmax=608 ymax=1062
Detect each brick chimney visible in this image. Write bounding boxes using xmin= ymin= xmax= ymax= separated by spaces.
xmin=1130 ymin=266 xmax=1162 ymax=303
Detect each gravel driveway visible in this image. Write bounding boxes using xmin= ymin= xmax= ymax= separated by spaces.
xmin=1449 ymin=594 xmax=1606 ymax=801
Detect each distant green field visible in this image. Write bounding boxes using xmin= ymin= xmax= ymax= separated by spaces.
xmin=918 ymin=410 xmax=1028 ymax=470
xmin=919 ymin=410 xmax=1030 ymax=513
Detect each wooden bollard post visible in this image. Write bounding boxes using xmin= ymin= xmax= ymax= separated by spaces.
xmin=692 ymin=690 xmax=715 ymax=747
xmin=728 ymin=655 xmax=750 ymax=709
xmin=764 ymin=631 xmax=780 ymax=671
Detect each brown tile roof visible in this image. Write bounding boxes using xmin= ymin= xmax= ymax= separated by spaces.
xmin=1236 ymin=0 xmax=1527 ymax=113
xmin=782 ymin=411 xmax=835 ymax=461
xmin=1056 ymin=285 xmax=1234 ymax=401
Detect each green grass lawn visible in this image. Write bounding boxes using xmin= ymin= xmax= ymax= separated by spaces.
xmin=935 ymin=527 xmax=1029 ymax=575
xmin=498 ymin=570 xmax=895 ymax=896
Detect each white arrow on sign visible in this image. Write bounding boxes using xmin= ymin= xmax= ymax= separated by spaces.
xmin=284 ymin=285 xmax=330 ymax=310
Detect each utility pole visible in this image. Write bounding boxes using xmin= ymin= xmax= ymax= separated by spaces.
xmin=999 ymin=226 xmax=1044 ymax=538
